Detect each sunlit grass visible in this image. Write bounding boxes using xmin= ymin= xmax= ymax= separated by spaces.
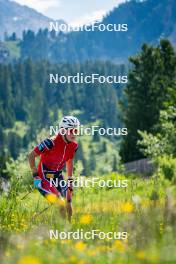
xmin=0 ymin=174 xmax=176 ymax=264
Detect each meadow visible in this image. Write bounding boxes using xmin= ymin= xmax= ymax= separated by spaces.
xmin=1 ymin=172 xmax=176 ymax=264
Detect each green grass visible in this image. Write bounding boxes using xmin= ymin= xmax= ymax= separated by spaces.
xmin=4 ymin=41 xmax=20 ymax=59
xmin=1 ymin=173 xmax=176 ymax=264
xmin=4 ymin=121 xmax=28 ymax=138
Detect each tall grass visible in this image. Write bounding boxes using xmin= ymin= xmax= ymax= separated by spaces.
xmin=0 ymin=173 xmax=176 ymax=264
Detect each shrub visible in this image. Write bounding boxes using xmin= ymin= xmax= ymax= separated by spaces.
xmin=157 ymin=156 xmax=176 ymax=181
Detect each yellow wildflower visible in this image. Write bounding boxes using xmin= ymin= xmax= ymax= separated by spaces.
xmin=113 ymin=240 xmax=125 ymax=253
xmin=120 ymin=202 xmax=134 ymax=213
xmin=18 ymin=256 xmax=41 ymax=264
xmin=79 ymin=214 xmax=93 ymax=224
xmin=136 ymin=250 xmax=146 ymax=260
xmin=46 ymin=193 xmax=58 ymax=204
xmin=75 ymin=241 xmax=86 ymax=251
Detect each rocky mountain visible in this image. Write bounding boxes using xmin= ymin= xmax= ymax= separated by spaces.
xmin=0 ymin=0 xmax=65 ymax=39
xmin=1 ymin=0 xmax=176 ymax=62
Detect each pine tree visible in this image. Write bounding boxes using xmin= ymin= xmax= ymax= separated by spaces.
xmin=75 ymin=141 xmax=88 ymax=175
xmin=8 ymin=132 xmax=22 ymax=159
xmin=120 ymin=40 xmax=176 ymax=162
xmin=102 ymin=142 xmax=107 ymax=153
xmin=112 ymin=155 xmax=118 ymax=172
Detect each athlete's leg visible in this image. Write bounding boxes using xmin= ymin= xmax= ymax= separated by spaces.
xmin=59 ymin=204 xmax=66 ymax=219
xmin=37 ymin=163 xmax=60 ymax=196
xmin=37 ymin=164 xmax=67 ymax=219
xmin=65 ymin=187 xmax=73 ymax=222
xmin=66 ymin=201 xmax=72 ymax=222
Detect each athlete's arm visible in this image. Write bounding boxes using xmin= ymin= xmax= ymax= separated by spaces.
xmin=66 ymin=159 xmax=73 ymax=178
xmin=28 ymin=150 xmax=38 ymax=174
xmin=28 ymin=150 xmax=42 ymax=188
xmin=66 ymin=144 xmax=78 ymax=179
xmin=29 ymin=138 xmax=54 ymax=174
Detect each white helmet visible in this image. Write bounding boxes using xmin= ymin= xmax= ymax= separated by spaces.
xmin=59 ymin=116 xmax=80 ymax=129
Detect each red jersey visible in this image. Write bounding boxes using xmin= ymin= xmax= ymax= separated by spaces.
xmin=34 ymin=134 xmax=78 ymax=171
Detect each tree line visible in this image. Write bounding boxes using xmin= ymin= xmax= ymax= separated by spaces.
xmin=0 ymin=60 xmax=126 ymax=170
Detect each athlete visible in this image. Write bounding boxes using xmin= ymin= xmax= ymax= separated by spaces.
xmin=28 ymin=116 xmax=80 ymax=222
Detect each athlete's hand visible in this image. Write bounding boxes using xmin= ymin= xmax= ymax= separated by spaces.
xmin=32 ymin=167 xmax=38 ymax=177
xmin=67 ymin=178 xmax=73 ymax=203
xmin=68 ymin=177 xmax=73 ymax=192
xmin=34 ymin=176 xmax=42 ymax=189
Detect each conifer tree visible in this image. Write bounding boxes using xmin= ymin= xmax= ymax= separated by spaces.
xmin=120 ymin=40 xmax=176 ymax=162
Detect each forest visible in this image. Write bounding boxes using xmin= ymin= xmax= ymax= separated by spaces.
xmin=0 ymin=30 xmax=176 ymax=264
xmin=0 ymin=59 xmax=127 ymax=177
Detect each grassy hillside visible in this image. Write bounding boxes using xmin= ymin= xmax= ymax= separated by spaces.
xmin=1 ymin=172 xmax=176 ymax=264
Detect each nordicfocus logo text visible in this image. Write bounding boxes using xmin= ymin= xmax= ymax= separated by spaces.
xmin=49 ymin=126 xmax=128 ymax=137
xmin=49 ymin=73 xmax=128 ymax=85
xmin=50 ymin=177 xmax=128 ymax=189
xmin=49 ymin=22 xmax=128 ymax=32
xmin=50 ymin=229 xmax=128 ymax=240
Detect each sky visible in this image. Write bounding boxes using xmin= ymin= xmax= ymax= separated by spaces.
xmin=12 ymin=0 xmax=125 ymax=26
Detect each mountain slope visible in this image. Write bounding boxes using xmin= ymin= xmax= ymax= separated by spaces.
xmin=0 ymin=0 xmax=65 ymax=39
xmin=20 ymin=0 xmax=176 ymax=63
xmin=1 ymin=0 xmax=176 ymax=62
xmin=68 ymin=0 xmax=176 ymax=61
